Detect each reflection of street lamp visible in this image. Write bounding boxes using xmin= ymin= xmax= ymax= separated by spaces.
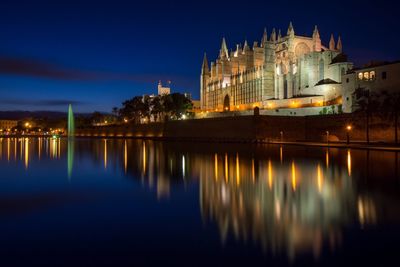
xmin=346 ymin=125 xmax=352 ymax=144
xmin=326 ymin=131 xmax=329 ymax=144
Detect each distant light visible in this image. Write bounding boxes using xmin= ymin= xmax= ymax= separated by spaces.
xmin=346 ymin=125 xmax=352 ymax=131
xmin=182 ymin=114 xmax=187 ymax=119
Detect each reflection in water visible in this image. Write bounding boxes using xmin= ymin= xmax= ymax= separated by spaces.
xmin=1 ymin=138 xmax=399 ymax=262
xmin=24 ymin=138 xmax=29 ymax=169
xmin=347 ymin=149 xmax=352 ymax=176
xmin=104 ymin=139 xmax=107 ymax=169
xmin=68 ymin=139 xmax=74 ymax=179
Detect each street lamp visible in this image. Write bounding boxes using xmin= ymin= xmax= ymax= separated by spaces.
xmin=346 ymin=125 xmax=352 ymax=144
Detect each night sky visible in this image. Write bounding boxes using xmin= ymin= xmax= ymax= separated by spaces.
xmin=0 ymin=0 xmax=398 ymax=113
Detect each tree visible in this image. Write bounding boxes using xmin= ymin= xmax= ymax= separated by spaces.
xmin=353 ymin=87 xmax=380 ymax=143
xmin=150 ymin=96 xmax=164 ymax=122
xmin=379 ymin=91 xmax=400 ymax=144
xmin=119 ymin=96 xmax=145 ymax=124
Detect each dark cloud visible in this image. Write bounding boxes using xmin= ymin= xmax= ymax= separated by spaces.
xmin=0 ymin=55 xmax=194 ymax=87
xmin=0 ymin=56 xmax=100 ymax=81
xmin=0 ymin=98 xmax=87 ymax=107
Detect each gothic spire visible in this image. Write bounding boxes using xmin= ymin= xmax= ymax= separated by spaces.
xmin=278 ymin=29 xmax=282 ymax=41
xmin=261 ymin=28 xmax=268 ymax=46
xmin=220 ymin=37 xmax=229 ymax=59
xmin=201 ymin=53 xmax=209 ymax=74
xmin=337 ymin=36 xmax=342 ymax=52
xmin=329 ymin=34 xmax=336 ymax=50
xmin=287 ymin=21 xmax=294 ymax=36
xmin=270 ymin=28 xmax=276 ymax=42
xmin=313 ymin=25 xmax=320 ymax=38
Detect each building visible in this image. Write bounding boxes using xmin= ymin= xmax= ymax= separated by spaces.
xmin=158 ymin=80 xmax=171 ymax=95
xmin=200 ymin=23 xmax=353 ymax=112
xmin=0 ymin=120 xmax=18 ymax=131
xmin=342 ymin=61 xmax=400 ymax=112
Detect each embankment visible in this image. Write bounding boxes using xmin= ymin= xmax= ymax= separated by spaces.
xmin=75 ymin=114 xmax=397 ymax=143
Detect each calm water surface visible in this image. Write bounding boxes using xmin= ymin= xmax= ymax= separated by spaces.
xmin=0 ymin=138 xmax=400 ymax=266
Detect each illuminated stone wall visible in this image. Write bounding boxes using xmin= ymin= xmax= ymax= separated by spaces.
xmin=75 ymin=114 xmax=399 ymax=143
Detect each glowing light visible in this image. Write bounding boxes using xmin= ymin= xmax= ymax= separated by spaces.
xmin=251 ymin=158 xmax=255 ymax=182
xmin=268 ymin=159 xmax=273 ymax=189
xmin=124 ymin=140 xmax=127 ymax=174
xmin=7 ymin=138 xmax=10 ymax=162
xmin=317 ymin=164 xmax=323 ymax=193
xmin=214 ymin=153 xmax=218 ymax=180
xmin=280 ymin=146 xmax=283 ymax=164
xmin=325 ymin=149 xmax=329 ymax=167
xmin=346 ymin=125 xmax=352 ymax=131
xmin=224 ymin=153 xmax=228 ymax=182
xmin=347 ymin=149 xmax=352 ymax=176
xmin=291 ymin=161 xmax=297 ymax=191
xmin=104 ymin=139 xmax=107 ymax=169
xmin=124 ymin=118 xmax=128 ymax=123
xmin=182 ymin=155 xmax=185 ymax=178
xmin=24 ymin=138 xmax=29 ymax=169
xmin=182 ymin=114 xmax=187 ymax=119
xmin=142 ymin=141 xmax=146 ymax=175
xmin=236 ymin=153 xmax=240 ymax=185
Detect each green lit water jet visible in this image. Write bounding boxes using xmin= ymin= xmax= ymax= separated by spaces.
xmin=68 ymin=104 xmax=75 ymax=138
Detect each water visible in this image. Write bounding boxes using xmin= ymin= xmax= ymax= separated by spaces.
xmin=0 ymin=138 xmax=399 ymax=267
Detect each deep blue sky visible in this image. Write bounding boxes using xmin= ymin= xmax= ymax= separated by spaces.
xmin=0 ymin=0 xmax=398 ymax=112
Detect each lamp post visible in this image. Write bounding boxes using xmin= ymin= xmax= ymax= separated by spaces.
xmin=346 ymin=125 xmax=352 ymax=144
xmin=280 ymin=131 xmax=283 ymax=142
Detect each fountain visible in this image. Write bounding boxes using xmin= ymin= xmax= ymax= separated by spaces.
xmin=68 ymin=104 xmax=75 ymax=138
xmin=67 ymin=104 xmax=75 ymax=179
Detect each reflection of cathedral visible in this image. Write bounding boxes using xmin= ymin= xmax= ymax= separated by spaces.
xmin=200 ymin=23 xmax=353 ymax=111
xmin=199 ymin=152 xmax=358 ymax=259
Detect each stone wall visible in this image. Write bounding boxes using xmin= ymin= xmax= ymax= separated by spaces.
xmin=75 ymin=114 xmax=398 ymax=143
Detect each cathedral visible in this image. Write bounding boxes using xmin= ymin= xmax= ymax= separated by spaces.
xmin=200 ymin=23 xmax=353 ymax=112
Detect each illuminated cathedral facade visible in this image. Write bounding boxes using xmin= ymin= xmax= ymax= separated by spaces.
xmin=200 ymin=23 xmax=353 ymax=111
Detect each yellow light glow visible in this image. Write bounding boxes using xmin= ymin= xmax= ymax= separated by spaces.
xmin=251 ymin=158 xmax=255 ymax=182
xmin=325 ymin=149 xmax=329 ymax=167
xmin=268 ymin=159 xmax=273 ymax=189
xmin=24 ymin=138 xmax=29 ymax=169
xmin=236 ymin=153 xmax=240 ymax=185
xmin=280 ymin=146 xmax=283 ymax=164
xmin=291 ymin=161 xmax=297 ymax=191
xmin=214 ymin=153 xmax=218 ymax=180
xmin=224 ymin=153 xmax=228 ymax=182
xmin=347 ymin=149 xmax=352 ymax=176
xmin=142 ymin=141 xmax=146 ymax=175
xmin=346 ymin=125 xmax=352 ymax=131
xmin=317 ymin=164 xmax=323 ymax=193
xmin=7 ymin=138 xmax=10 ymax=162
xmin=104 ymin=139 xmax=107 ymax=169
